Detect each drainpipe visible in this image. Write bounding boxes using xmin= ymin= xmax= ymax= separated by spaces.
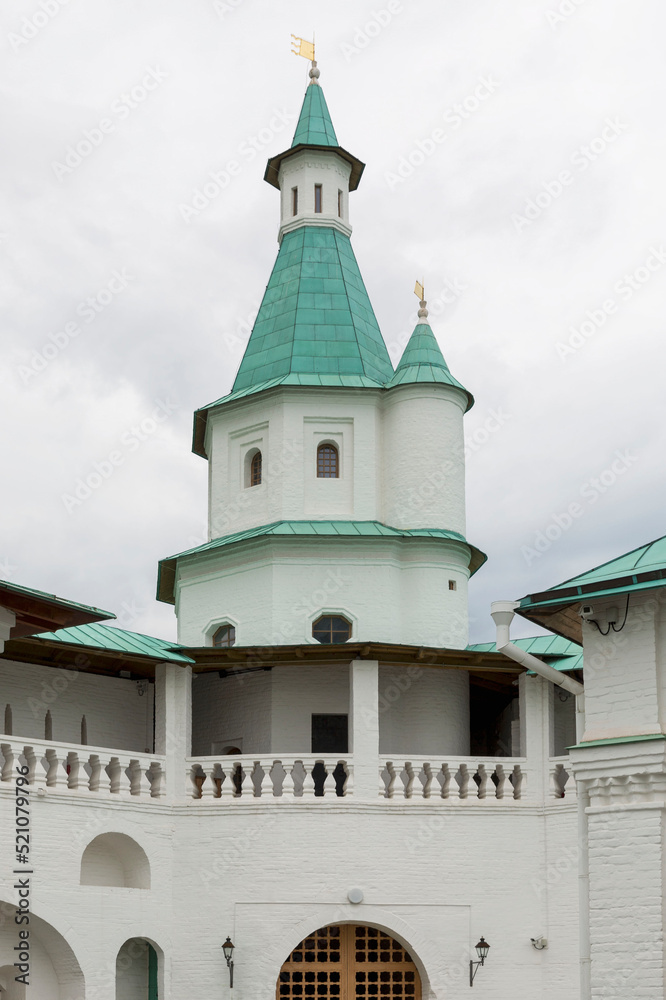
xmin=492 ymin=601 xmax=590 ymax=999
xmin=490 ymin=601 xmax=584 ymax=739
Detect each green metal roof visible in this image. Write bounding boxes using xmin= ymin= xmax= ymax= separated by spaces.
xmin=291 ymin=83 xmax=338 ymax=147
xmin=158 ymin=520 xmax=487 ymax=604
xmin=0 ymin=578 xmax=114 ymax=621
xmin=519 ymin=534 xmax=666 ymax=613
xmin=35 ymin=622 xmax=194 ymax=664
xmin=385 ymin=321 xmax=473 ymax=410
xmin=468 ymin=635 xmax=583 ymax=673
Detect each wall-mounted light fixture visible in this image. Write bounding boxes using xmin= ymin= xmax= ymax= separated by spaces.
xmin=531 ymin=936 xmax=547 ymax=950
xmin=469 ymin=937 xmax=490 ymax=987
xmin=222 ymin=937 xmax=235 ymax=988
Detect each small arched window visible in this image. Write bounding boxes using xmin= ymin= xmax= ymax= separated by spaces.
xmin=317 ymin=443 xmax=339 ymax=478
xmin=312 ymin=615 xmax=352 ymax=644
xmin=213 ymin=625 xmax=236 ymax=648
xmin=250 ymin=450 xmax=262 ymax=486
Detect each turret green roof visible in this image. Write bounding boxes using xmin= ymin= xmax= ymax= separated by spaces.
xmin=291 ymin=83 xmax=338 ymax=147
xmin=226 ymin=225 xmax=393 ymax=395
xmin=386 ymin=321 xmax=474 ymax=410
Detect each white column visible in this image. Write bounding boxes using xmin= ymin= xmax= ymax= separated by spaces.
xmin=154 ymin=662 xmax=192 ymax=799
xmin=0 ymin=606 xmax=16 ymax=653
xmin=519 ymin=672 xmax=549 ymax=800
xmin=350 ymin=658 xmax=379 ymax=800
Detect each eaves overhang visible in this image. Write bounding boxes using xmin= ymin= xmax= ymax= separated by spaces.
xmin=264 ymin=142 xmax=365 ymax=191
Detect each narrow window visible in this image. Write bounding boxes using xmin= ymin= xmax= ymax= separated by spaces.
xmin=292 ymin=187 xmax=298 ymax=216
xmin=251 ymin=450 xmax=262 ymax=486
xmin=449 ymin=580 xmax=457 ymax=591
xmin=213 ymin=625 xmax=236 ymax=648
xmin=314 ymin=183 xmax=322 ymax=213
xmin=312 ymin=615 xmax=352 ymax=644
xmin=317 ymin=443 xmax=339 ymax=478
xmin=338 ymin=189 xmax=343 ymax=217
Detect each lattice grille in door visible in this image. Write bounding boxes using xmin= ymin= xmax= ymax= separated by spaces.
xmin=277 ymin=924 xmax=421 ymax=1000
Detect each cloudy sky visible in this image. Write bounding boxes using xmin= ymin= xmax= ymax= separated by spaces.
xmin=2 ymin=0 xmax=664 ymax=644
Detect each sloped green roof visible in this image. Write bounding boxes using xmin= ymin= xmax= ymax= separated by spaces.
xmin=215 ymin=226 xmax=393 ymax=398
xmin=292 ymin=83 xmax=338 ymax=147
xmin=158 ymin=520 xmax=487 ymax=604
xmin=0 ymin=578 xmax=114 ymax=621
xmin=386 ymin=321 xmax=473 ymax=410
xmin=468 ymin=635 xmax=583 ymax=673
xmin=520 ymin=534 xmax=666 ymax=613
xmin=35 ymin=622 xmax=194 ymax=664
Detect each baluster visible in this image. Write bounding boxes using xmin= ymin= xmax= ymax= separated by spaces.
xmin=1 ymin=743 xmax=14 ymax=782
xmin=24 ymin=748 xmax=43 ymax=790
xmin=282 ymin=762 xmax=295 ymax=798
xmin=550 ymin=763 xmax=565 ymax=799
xmin=439 ymin=763 xmax=451 ymax=799
xmin=302 ymin=761 xmax=316 ymax=799
xmin=107 ymin=757 xmax=123 ymax=794
xmin=494 ymin=765 xmax=506 ymax=800
xmin=66 ymin=752 xmax=81 ymax=790
xmin=219 ymin=763 xmax=236 ymax=800
xmin=148 ymin=761 xmax=164 ymax=798
xmin=404 ymin=762 xmax=415 ymax=799
xmin=233 ymin=760 xmax=245 ymax=797
xmin=258 ymin=761 xmax=272 ymax=798
xmin=510 ymin=765 xmax=524 ymax=800
xmin=44 ymin=748 xmax=64 ymax=789
xmin=201 ymin=766 xmax=217 ymax=799
xmin=341 ymin=761 xmax=351 ymax=797
xmin=129 ymin=760 xmax=151 ymax=797
xmin=457 ymin=764 xmax=470 ymax=800
xmin=385 ymin=762 xmax=397 ymax=799
xmin=422 ymin=763 xmax=433 ymax=799
xmin=476 ymin=764 xmax=488 ymax=800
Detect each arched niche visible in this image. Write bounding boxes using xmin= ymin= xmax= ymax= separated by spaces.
xmin=80 ymin=832 xmax=150 ymax=889
xmin=0 ymin=902 xmax=85 ymax=999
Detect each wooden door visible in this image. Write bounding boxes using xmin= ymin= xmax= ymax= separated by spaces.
xmin=277 ymin=924 xmax=421 ymax=1000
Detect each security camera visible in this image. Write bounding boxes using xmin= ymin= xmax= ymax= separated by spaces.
xmin=578 ymin=605 xmax=596 ymax=621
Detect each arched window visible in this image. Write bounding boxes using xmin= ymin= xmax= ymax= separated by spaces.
xmin=251 ymin=450 xmax=262 ymax=486
xmin=277 ymin=925 xmax=421 ymax=1000
xmin=312 ymin=615 xmax=352 ymax=644
xmin=213 ymin=624 xmax=236 ymax=648
xmin=317 ymin=443 xmax=339 ymax=478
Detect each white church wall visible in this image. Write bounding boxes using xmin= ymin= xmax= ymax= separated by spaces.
xmin=277 ymin=148 xmax=353 ymax=241
xmin=270 ymin=662 xmax=349 ymax=751
xmin=580 ymin=592 xmax=661 ymax=741
xmin=191 ymin=669 xmax=272 ymax=755
xmin=381 ymin=385 xmax=467 ymax=535
xmin=176 ymin=537 xmax=471 ymax=649
xmin=0 ymin=658 xmax=153 ymax=752
xmin=378 ymin=664 xmax=470 ymax=756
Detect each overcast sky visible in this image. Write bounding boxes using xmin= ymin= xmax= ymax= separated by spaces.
xmin=2 ymin=0 xmax=665 ymax=644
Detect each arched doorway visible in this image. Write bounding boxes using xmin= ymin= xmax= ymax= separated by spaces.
xmin=277 ymin=924 xmax=421 ymax=999
xmin=116 ymin=938 xmax=159 ymax=999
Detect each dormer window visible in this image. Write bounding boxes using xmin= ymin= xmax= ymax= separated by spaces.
xmin=292 ymin=187 xmax=298 ymax=216
xmin=317 ymin=443 xmax=339 ymax=478
xmin=213 ymin=624 xmax=236 ymax=648
xmin=314 ymin=184 xmax=322 ymax=213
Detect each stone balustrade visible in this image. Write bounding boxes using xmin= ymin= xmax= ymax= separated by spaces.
xmin=379 ymin=757 xmax=529 ymax=801
xmin=0 ymin=738 xmax=165 ymax=799
xmin=549 ymin=755 xmax=575 ymax=799
xmin=188 ymin=754 xmax=352 ymax=799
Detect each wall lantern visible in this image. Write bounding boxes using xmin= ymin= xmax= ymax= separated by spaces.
xmin=469 ymin=937 xmax=490 ymax=986
xmin=222 ymin=937 xmax=235 ymax=988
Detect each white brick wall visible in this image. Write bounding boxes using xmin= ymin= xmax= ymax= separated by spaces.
xmin=0 ymin=658 xmax=153 ymax=752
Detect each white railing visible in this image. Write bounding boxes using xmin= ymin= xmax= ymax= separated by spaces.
xmin=379 ymin=757 xmax=529 ymax=802
xmin=0 ymin=738 xmax=165 ymax=799
xmin=549 ymin=756 xmax=576 ymax=800
xmin=187 ymin=755 xmax=352 ymax=800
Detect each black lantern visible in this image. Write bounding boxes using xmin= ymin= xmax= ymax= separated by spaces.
xmin=222 ymin=937 xmax=235 ymax=988
xmin=469 ymin=937 xmax=490 ymax=986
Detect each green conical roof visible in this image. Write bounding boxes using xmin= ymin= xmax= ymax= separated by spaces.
xmin=291 ymin=82 xmax=339 ymax=147
xmin=386 ymin=320 xmax=473 ymax=410
xmin=218 ymin=226 xmax=394 ymax=402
